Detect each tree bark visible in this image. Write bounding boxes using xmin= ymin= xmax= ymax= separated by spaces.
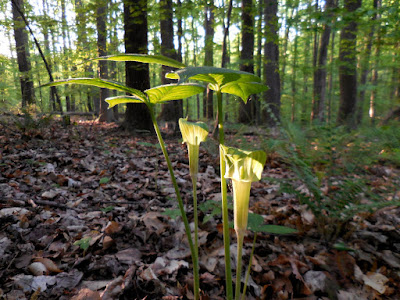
xmin=368 ymin=0 xmax=381 ymax=124
xmin=357 ymin=0 xmax=378 ymax=124
xmin=312 ymin=0 xmax=336 ymax=123
xmin=123 ymin=0 xmax=153 ymax=132
xmin=262 ymin=0 xmax=281 ymax=126
xmin=221 ymin=0 xmax=233 ymax=69
xmin=12 ymin=0 xmax=36 ymax=107
xmin=96 ymin=0 xmax=113 ymax=122
xmin=158 ymin=0 xmax=181 ymax=127
xmin=337 ymin=0 xmax=362 ymax=127
xmin=204 ymin=0 xmax=215 ymax=120
xmin=238 ymin=0 xmax=255 ymax=123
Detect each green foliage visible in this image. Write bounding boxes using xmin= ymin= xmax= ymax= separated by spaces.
xmin=101 ymin=206 xmax=114 ymax=213
xmin=13 ymin=110 xmax=53 ymax=132
xmin=73 ymin=237 xmax=91 ymax=251
xmin=199 ymin=198 xmax=233 ymax=224
xmin=99 ymin=177 xmax=110 ymax=184
xmin=261 ymin=122 xmax=400 ymax=240
xmin=247 ymin=213 xmax=297 ymax=234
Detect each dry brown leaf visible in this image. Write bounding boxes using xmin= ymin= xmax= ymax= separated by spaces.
xmin=34 ymin=257 xmax=62 ymax=273
xmin=104 ymin=221 xmax=122 ymax=235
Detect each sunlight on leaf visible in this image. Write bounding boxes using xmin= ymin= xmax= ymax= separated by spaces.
xmin=145 ymin=84 xmax=205 ymax=103
xmin=43 ymin=78 xmax=145 ymax=98
xmin=96 ymin=54 xmax=186 ymax=69
xmin=220 ymin=81 xmax=269 ymax=103
xmin=105 ymin=96 xmax=145 ymax=108
xmin=166 ymin=66 xmax=262 ymax=86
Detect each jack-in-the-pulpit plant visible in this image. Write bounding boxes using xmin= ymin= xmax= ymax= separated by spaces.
xmin=179 ymin=117 xmax=209 ymax=298
xmin=222 ymin=145 xmax=267 ymax=300
xmin=44 ymin=54 xmax=279 ymax=300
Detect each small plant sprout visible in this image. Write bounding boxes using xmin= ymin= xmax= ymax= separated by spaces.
xmin=179 ymin=117 xmax=209 ymax=298
xmin=221 ymin=145 xmax=267 ymax=300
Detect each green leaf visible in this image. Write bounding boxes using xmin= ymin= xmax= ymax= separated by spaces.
xmin=74 ymin=237 xmax=91 ymax=250
xmin=105 ymin=96 xmax=145 ymax=108
xmin=162 ymin=208 xmax=182 ymax=219
xmin=96 ymin=54 xmax=186 ymax=69
xmin=145 ymin=83 xmax=205 ymax=103
xmin=247 ymin=213 xmax=297 ymax=234
xmin=333 ymin=242 xmax=355 ymax=251
xmin=101 ymin=206 xmax=114 ymax=213
xmin=99 ymin=177 xmax=110 ymax=184
xmin=220 ymin=81 xmax=269 ymax=103
xmin=166 ymin=66 xmax=262 ymax=86
xmin=43 ymin=78 xmax=146 ymax=100
xmin=253 ymin=225 xmax=298 ymax=234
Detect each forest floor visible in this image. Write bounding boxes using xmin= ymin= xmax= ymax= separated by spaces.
xmin=1 ymin=116 xmax=400 ymax=300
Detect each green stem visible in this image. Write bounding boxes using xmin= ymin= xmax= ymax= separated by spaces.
xmin=192 ymin=175 xmax=200 ymax=299
xmin=217 ymin=90 xmax=233 ymax=300
xmin=235 ymin=233 xmax=244 ymax=300
xmin=241 ymin=234 xmax=257 ymax=300
xmin=149 ymin=105 xmax=199 ymax=300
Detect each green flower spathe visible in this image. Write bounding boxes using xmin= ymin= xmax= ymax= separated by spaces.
xmin=221 ymin=145 xmax=266 ymax=236
xmin=179 ymin=118 xmax=209 ymax=179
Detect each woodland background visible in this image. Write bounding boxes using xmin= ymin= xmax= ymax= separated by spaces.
xmin=2 ymin=0 xmax=400 ymax=299
xmin=1 ymin=0 xmax=399 ymax=128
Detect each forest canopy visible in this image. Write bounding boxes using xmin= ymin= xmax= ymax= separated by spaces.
xmin=0 ymin=0 xmax=399 ymax=127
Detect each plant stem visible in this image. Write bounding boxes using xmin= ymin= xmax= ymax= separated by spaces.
xmin=235 ymin=233 xmax=244 ymax=300
xmin=192 ymin=175 xmax=200 ymax=299
xmin=149 ymin=106 xmax=199 ymax=300
xmin=217 ymin=90 xmax=233 ymax=300
xmin=241 ymin=234 xmax=257 ymax=300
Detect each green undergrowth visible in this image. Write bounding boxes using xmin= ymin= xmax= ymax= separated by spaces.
xmin=228 ymin=121 xmax=400 ymax=241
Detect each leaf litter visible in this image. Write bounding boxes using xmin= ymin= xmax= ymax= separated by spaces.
xmin=0 ymin=118 xmax=400 ymax=299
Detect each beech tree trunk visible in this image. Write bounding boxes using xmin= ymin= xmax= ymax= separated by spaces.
xmin=337 ymin=0 xmax=362 ymax=127
xmin=123 ymin=0 xmax=153 ymax=132
xmin=262 ymin=0 xmax=281 ymax=126
xmin=238 ymin=0 xmax=255 ymax=124
xmin=12 ymin=0 xmax=35 ymax=107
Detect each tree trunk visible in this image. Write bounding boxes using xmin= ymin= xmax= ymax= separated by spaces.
xmin=75 ymin=0 xmax=95 ymax=113
xmin=357 ymin=0 xmax=378 ymax=124
xmin=255 ymin=0 xmax=263 ymax=124
xmin=327 ymin=25 xmax=336 ymax=124
xmin=312 ymin=0 xmax=336 ymax=123
xmin=42 ymin=0 xmax=57 ymax=111
xmin=280 ymin=6 xmax=295 ymax=94
xmin=369 ymin=0 xmax=382 ymax=125
xmin=158 ymin=0 xmax=181 ymax=128
xmin=291 ymin=21 xmax=299 ymax=123
xmin=337 ymin=0 xmax=362 ymax=127
xmin=262 ymin=0 xmax=281 ymax=126
xmin=123 ymin=0 xmax=153 ymax=132
xmin=221 ymin=0 xmax=233 ymax=69
xmin=204 ymin=0 xmax=214 ymax=120
xmin=238 ymin=0 xmax=255 ymax=124
xmin=12 ymin=0 xmax=35 ymax=107
xmin=96 ymin=0 xmax=112 ymax=122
